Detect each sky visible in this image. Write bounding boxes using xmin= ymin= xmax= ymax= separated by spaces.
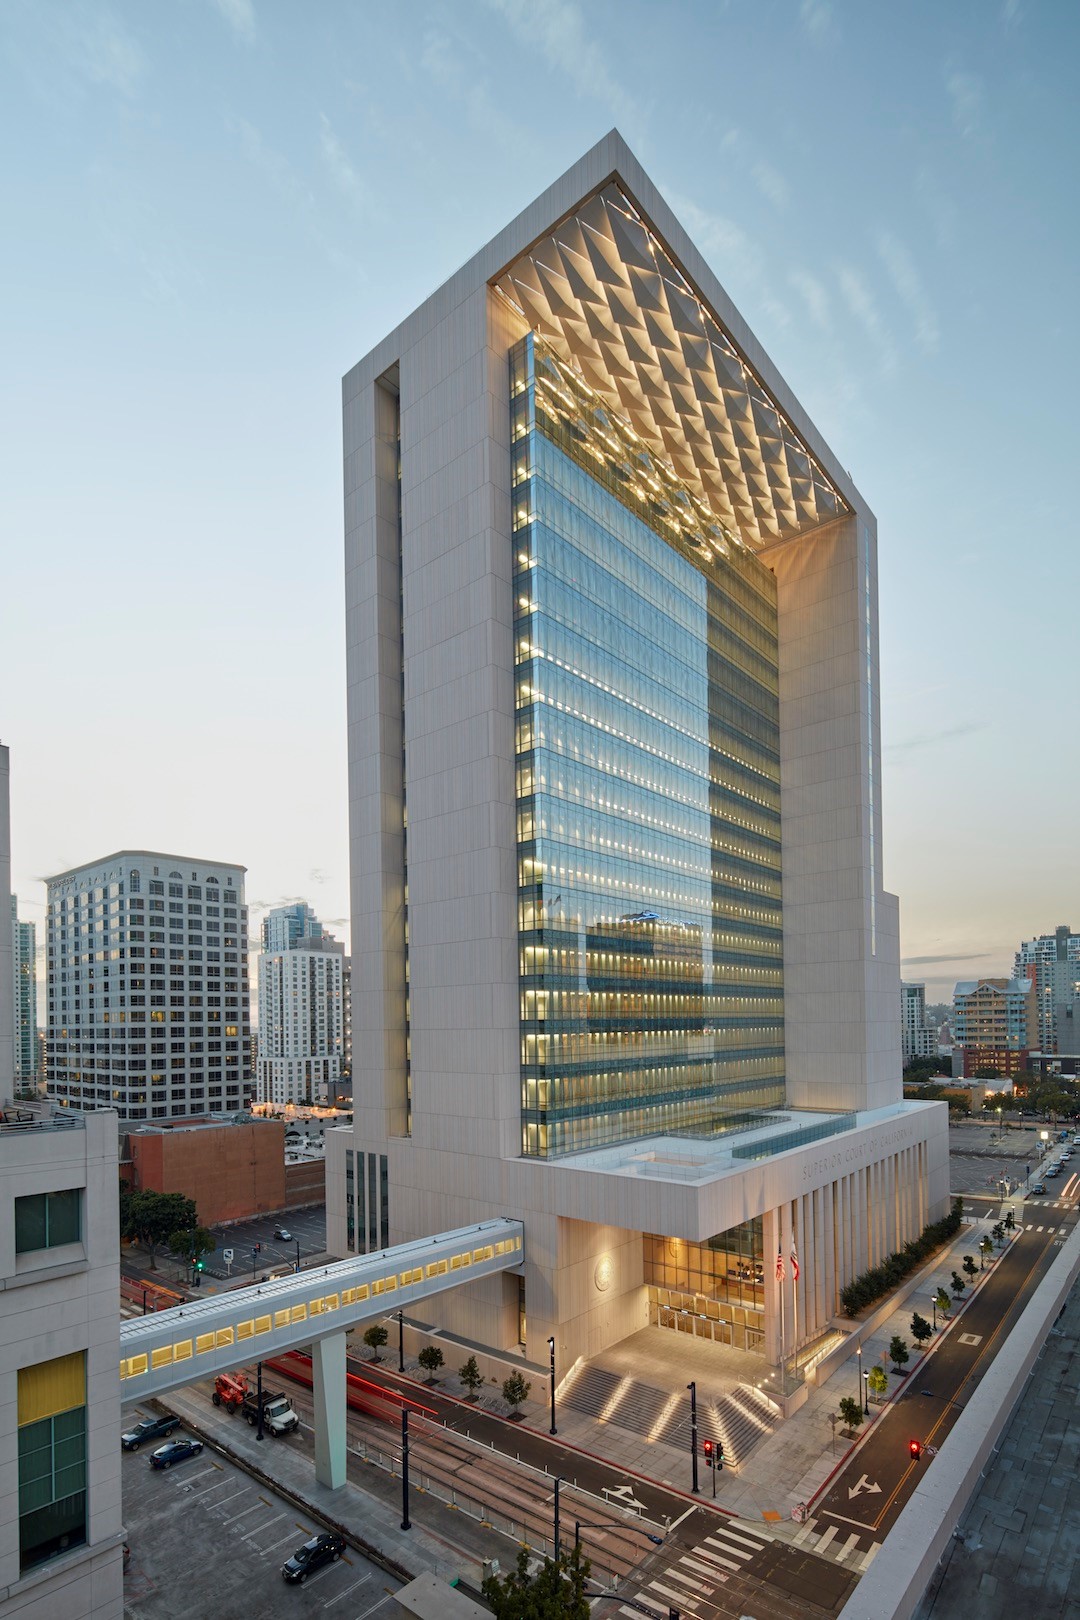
xmin=1 ymin=0 xmax=1077 ymax=1004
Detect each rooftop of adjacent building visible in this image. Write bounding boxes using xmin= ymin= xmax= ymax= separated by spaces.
xmin=545 ymin=1100 xmax=929 ymax=1187
xmin=45 ymin=849 xmax=247 ymax=882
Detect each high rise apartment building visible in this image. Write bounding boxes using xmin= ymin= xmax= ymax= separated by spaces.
xmin=953 ymin=977 xmax=1036 ymax=1078
xmin=257 ymin=907 xmax=345 ymax=1106
xmin=261 ymin=902 xmax=322 ymax=954
xmin=327 ymin=133 xmax=948 ymax=1371
xmin=0 ymin=745 xmax=12 ymax=1102
xmin=46 ymin=851 xmax=251 ymax=1122
xmin=12 ymin=898 xmax=38 ymax=1091
xmin=901 ymin=982 xmax=937 ymax=1063
xmin=1015 ymin=926 xmax=1080 ymax=1055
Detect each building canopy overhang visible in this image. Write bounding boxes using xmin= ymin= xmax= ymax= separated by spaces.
xmin=494 ymin=180 xmax=849 ymax=552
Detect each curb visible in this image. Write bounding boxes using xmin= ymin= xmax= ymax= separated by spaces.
xmin=359 ymin=1360 xmax=739 ymax=1521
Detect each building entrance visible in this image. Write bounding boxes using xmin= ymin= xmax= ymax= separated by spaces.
xmin=644 ymin=1219 xmax=766 ymax=1355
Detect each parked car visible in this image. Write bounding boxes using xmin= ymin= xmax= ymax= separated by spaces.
xmin=281 ymin=1532 xmax=346 ymax=1584
xmin=1031 ymin=1182 xmax=1046 ymax=1195
xmin=121 ymin=1414 xmax=179 ymax=1451
xmin=149 ymin=1437 xmax=204 ymax=1469
xmin=273 ymin=1226 xmax=292 ymax=1241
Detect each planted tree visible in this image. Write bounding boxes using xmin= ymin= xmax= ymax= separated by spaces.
xmin=483 ymin=1543 xmax=591 ymax=1620
xmin=502 ymin=1371 xmax=532 ymax=1418
xmin=934 ymin=1286 xmax=952 ymax=1318
xmin=950 ymin=1270 xmax=966 ymax=1299
xmin=910 ymin=1311 xmax=933 ymax=1348
xmin=1004 ymin=1209 xmax=1015 ymax=1231
xmin=458 ymin=1355 xmax=484 ymax=1401
xmin=838 ymin=1396 xmax=864 ymax=1434
xmin=121 ymin=1190 xmax=197 ymax=1270
xmin=962 ymin=1255 xmax=977 ymax=1283
xmin=363 ymin=1323 xmax=389 ymax=1362
xmin=418 ymin=1346 xmax=444 ymax=1384
xmin=979 ymin=1235 xmax=994 ymax=1265
xmin=992 ymin=1223 xmax=1005 ymax=1248
xmin=167 ymin=1226 xmax=215 ymax=1278
xmin=889 ymin=1335 xmax=910 ymax=1374
xmin=867 ymin=1365 xmax=888 ymax=1402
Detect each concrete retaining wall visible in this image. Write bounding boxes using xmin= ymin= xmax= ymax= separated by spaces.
xmin=838 ymin=1220 xmax=1080 ymax=1620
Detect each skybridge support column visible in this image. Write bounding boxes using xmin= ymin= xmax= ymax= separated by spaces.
xmin=311 ymin=1331 xmax=347 ymax=1489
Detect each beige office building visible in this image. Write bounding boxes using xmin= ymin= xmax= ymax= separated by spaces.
xmin=326 ymin=132 xmax=949 ymax=1375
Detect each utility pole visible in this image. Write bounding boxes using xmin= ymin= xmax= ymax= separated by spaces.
xmin=256 ymin=1360 xmax=264 ymax=1443
xmin=398 ymin=1309 xmax=405 ymax=1374
xmin=553 ymin=1475 xmax=561 ymax=1559
xmin=548 ymin=1337 xmax=557 ymax=1436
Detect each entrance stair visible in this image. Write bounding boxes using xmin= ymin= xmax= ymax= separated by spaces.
xmin=560 ymin=1362 xmax=778 ymax=1468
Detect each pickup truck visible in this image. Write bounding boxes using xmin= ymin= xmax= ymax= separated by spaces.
xmin=241 ymin=1388 xmax=299 ymax=1436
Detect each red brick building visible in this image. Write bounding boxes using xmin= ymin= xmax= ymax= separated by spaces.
xmin=124 ymin=1119 xmax=286 ymax=1226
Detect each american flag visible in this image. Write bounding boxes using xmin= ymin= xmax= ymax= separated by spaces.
xmin=775 ymin=1247 xmax=784 ymax=1282
xmin=790 ymin=1246 xmax=800 ymax=1283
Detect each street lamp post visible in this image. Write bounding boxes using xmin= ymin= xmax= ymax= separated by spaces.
xmin=548 ymin=1337 xmax=557 ymax=1436
xmin=553 ymin=1475 xmax=561 ymax=1559
xmin=398 ymin=1309 xmax=405 ymax=1374
xmin=688 ymin=1380 xmax=699 ymax=1495
xmin=930 ymin=1294 xmax=937 ymax=1331
xmin=294 ymin=1239 xmax=301 ymax=1274
xmin=856 ymin=1343 xmax=862 ymax=1411
xmin=862 ymin=1369 xmax=870 ymax=1416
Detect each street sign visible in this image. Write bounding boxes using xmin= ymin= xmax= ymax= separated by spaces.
xmin=222 ymin=1248 xmax=234 ymax=1264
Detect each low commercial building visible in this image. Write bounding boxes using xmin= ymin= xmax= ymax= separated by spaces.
xmin=123 ymin=1117 xmax=287 ymax=1226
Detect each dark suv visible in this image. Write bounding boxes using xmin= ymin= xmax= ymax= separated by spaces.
xmin=281 ymin=1532 xmax=346 ymax=1584
xmin=121 ymin=1414 xmax=180 ymax=1451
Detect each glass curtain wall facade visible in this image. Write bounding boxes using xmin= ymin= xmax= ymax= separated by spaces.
xmin=513 ymin=334 xmax=785 ymax=1158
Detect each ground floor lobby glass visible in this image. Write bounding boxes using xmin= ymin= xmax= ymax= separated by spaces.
xmin=644 ymin=1220 xmax=765 ymax=1353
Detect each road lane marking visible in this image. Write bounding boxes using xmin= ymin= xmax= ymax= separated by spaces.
xmin=836 ymin=1532 xmax=863 ymax=1561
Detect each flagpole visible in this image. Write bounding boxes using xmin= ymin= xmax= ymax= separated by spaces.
xmin=777 ymin=1246 xmax=785 ymax=1379
xmin=792 ymin=1236 xmax=799 ymax=1383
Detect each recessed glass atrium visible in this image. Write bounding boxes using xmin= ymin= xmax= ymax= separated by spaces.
xmin=513 ymin=333 xmax=785 ymax=1158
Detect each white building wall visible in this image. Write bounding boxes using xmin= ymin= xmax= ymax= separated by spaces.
xmin=335 ymin=131 xmax=946 ymax=1369
xmin=0 ymin=746 xmax=13 ymax=1102
xmin=0 ymin=1111 xmax=122 ymax=1618
xmin=257 ymin=947 xmax=344 ymax=1107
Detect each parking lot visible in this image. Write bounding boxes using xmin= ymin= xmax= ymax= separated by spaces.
xmin=121 ymin=1405 xmax=399 ymax=1619
xmin=204 ymin=1206 xmax=329 ymax=1281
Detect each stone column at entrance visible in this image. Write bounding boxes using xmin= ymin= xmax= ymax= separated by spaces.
xmin=310 ymin=1331 xmax=347 ymax=1489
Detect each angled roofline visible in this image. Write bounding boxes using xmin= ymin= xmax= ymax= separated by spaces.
xmin=344 ymin=129 xmax=869 ymax=521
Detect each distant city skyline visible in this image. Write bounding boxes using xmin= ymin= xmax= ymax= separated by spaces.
xmin=2 ymin=2 xmax=1077 ymax=1007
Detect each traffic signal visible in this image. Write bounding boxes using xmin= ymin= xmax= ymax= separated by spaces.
xmin=716 ymin=1442 xmax=724 ymax=1471
xmin=703 ymin=1440 xmax=714 ymax=1468
xmin=195 ymin=1258 xmax=205 ymax=1272
xmin=909 ymin=1439 xmax=922 ymax=1460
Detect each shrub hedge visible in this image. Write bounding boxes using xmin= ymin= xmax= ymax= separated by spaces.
xmin=839 ymin=1198 xmax=963 ymax=1317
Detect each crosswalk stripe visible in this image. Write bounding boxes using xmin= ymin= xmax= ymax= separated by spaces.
xmin=700 ymin=1541 xmax=742 ymax=1571
xmin=702 ymin=1533 xmax=753 ymax=1561
xmin=731 ymin=1517 xmax=775 ymax=1542
xmin=713 ymin=1525 xmax=766 ymax=1552
xmin=860 ymin=1541 xmax=883 ymax=1571
xmin=815 ymin=1524 xmax=840 ymax=1552
xmin=836 ymin=1532 xmax=862 ymax=1562
xmin=622 ymin=1596 xmax=664 ymax=1618
xmin=792 ymin=1518 xmax=815 ymax=1545
xmin=666 ymin=1565 xmax=711 ymax=1593
xmin=649 ymin=1577 xmax=706 ymax=1609
xmin=692 ymin=1544 xmax=742 ymax=1577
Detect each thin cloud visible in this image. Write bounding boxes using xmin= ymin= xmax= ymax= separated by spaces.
xmin=789 ymin=269 xmax=831 ymax=332
xmin=799 ymin=0 xmax=834 ymax=40
xmin=665 ymin=188 xmax=792 ymax=328
xmin=876 ymin=232 xmax=939 ymax=355
xmin=60 ymin=5 xmax=146 ymax=97
xmin=885 ymin=721 xmax=985 ymax=758
xmin=209 ymin=0 xmax=257 ymax=44
xmin=319 ymin=114 xmax=367 ymax=206
xmin=902 ymin=951 xmax=998 ymax=966
xmin=946 ymin=69 xmax=983 ymax=140
xmin=835 ymin=263 xmax=898 ymax=377
xmin=483 ymin=0 xmax=636 ymax=129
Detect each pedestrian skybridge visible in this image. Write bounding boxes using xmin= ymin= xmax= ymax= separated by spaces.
xmin=118 ymin=1218 xmax=524 ymax=1406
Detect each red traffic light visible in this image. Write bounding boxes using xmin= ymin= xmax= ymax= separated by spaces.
xmin=703 ymin=1440 xmax=714 ymax=1465
xmin=909 ymin=1439 xmax=922 ymax=1460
